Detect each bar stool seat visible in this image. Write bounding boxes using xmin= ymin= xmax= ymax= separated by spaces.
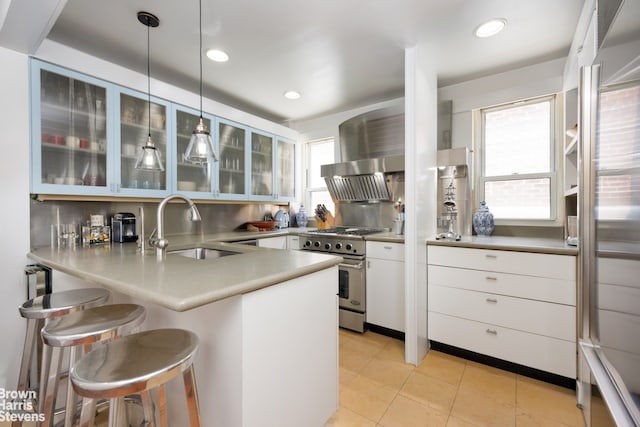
xmin=71 ymin=328 xmax=201 ymax=427
xmin=15 ymin=288 xmax=111 ymax=412
xmin=39 ymin=303 xmax=146 ymax=427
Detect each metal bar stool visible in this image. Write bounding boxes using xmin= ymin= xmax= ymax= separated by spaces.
xmin=38 ymin=303 xmax=146 ymax=427
xmin=16 ymin=288 xmax=111 ymax=411
xmin=70 ymin=328 xmax=201 ymax=427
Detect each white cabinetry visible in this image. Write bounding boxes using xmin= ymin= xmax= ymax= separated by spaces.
xmin=427 ymin=245 xmax=577 ymax=378
xmin=366 ymin=242 xmax=405 ymax=332
xmin=286 ymin=235 xmax=300 ymax=250
xmin=257 ymin=236 xmax=287 ymax=249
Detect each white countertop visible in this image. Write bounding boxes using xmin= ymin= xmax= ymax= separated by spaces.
xmin=28 ymin=233 xmax=341 ymax=312
xmin=426 ymin=235 xmax=578 ymax=255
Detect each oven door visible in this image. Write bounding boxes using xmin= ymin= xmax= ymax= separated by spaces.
xmin=338 ymin=258 xmax=365 ymax=312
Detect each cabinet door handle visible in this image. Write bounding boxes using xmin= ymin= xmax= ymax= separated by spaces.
xmin=485 ymin=298 xmax=498 ymax=303
xmin=485 ymin=276 xmax=497 ymax=281
xmin=383 ymin=246 xmax=393 ymax=250
xmin=485 ymin=254 xmax=497 ymax=259
xmin=485 ymin=329 xmax=498 ymax=335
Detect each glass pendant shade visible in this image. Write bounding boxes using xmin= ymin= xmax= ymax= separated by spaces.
xmin=134 ymin=135 xmax=164 ymax=171
xmin=184 ymin=117 xmax=218 ymax=164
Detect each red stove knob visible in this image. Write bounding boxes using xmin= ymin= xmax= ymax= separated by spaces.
xmin=324 ymin=243 xmax=332 ymax=250
xmin=335 ymin=242 xmax=342 ymax=250
xmin=345 ymin=243 xmax=353 ymax=251
xmin=314 ymin=241 xmax=321 ymax=248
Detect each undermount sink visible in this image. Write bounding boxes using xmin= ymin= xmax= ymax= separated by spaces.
xmin=168 ymin=247 xmax=241 ymax=260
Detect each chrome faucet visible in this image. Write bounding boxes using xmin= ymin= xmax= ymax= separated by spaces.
xmin=154 ymin=194 xmax=202 ymax=260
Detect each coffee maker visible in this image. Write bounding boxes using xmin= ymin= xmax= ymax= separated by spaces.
xmin=111 ymin=212 xmax=138 ymax=243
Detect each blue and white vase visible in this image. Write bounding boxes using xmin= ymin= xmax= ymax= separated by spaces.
xmin=473 ymin=201 xmax=494 ymax=236
xmin=296 ymin=205 xmax=308 ymax=228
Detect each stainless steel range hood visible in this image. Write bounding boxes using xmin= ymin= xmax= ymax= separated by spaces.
xmin=321 ymin=156 xmax=404 ymax=201
xmin=322 ymin=105 xmax=405 ymax=202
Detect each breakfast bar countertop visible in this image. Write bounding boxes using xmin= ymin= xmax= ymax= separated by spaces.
xmin=426 ymin=235 xmax=578 ymax=256
xmin=28 ymin=235 xmax=342 ymax=312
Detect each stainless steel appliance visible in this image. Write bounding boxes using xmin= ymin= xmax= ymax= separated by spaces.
xmin=111 ymin=212 xmax=137 ymax=243
xmin=298 ymin=226 xmax=383 ymax=332
xmin=578 ymin=0 xmax=640 ymax=425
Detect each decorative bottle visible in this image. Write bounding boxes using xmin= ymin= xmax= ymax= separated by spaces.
xmin=472 ymin=201 xmax=494 ymax=236
xmin=296 ymin=205 xmax=308 ymax=228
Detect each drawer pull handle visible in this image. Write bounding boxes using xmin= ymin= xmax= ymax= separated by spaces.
xmin=485 ymin=329 xmax=498 ymax=335
xmin=486 ymin=298 xmax=498 ymax=303
xmin=485 ymin=276 xmax=497 ymax=281
xmin=383 ymin=246 xmax=393 ymax=250
xmin=485 ymin=254 xmax=497 ymax=259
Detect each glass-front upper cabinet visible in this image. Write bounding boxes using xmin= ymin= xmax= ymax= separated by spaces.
xmin=31 ymin=63 xmax=111 ymax=195
xmin=276 ymin=137 xmax=295 ymax=201
xmin=174 ymin=107 xmax=217 ymax=196
xmin=218 ymin=119 xmax=247 ymax=198
xmin=117 ymin=90 xmax=170 ymax=196
xmin=250 ymin=130 xmax=274 ymax=199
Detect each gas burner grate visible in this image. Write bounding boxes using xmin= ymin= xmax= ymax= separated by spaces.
xmin=310 ymin=227 xmax=384 ymax=236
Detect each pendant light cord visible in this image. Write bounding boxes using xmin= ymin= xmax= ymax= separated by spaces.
xmin=147 ymin=21 xmax=151 ymax=138
xmin=199 ymin=0 xmax=203 ymax=118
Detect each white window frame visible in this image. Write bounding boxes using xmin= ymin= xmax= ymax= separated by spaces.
xmin=302 ymin=137 xmax=335 ymax=211
xmin=474 ymin=94 xmax=563 ymax=226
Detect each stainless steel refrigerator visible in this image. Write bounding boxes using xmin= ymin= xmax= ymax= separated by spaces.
xmin=578 ymin=0 xmax=640 ymax=425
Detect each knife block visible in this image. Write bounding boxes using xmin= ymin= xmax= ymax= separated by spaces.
xmin=315 ymin=212 xmax=335 ymax=229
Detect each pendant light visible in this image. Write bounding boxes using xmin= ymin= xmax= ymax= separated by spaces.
xmin=183 ymin=0 xmax=218 ymax=165
xmin=134 ymin=11 xmax=164 ymax=171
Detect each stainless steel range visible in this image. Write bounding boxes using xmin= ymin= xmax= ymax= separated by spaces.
xmin=299 ymin=227 xmax=383 ymax=332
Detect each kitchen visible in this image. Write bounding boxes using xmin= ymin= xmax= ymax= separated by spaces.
xmin=1 ymin=0 xmax=639 ymax=426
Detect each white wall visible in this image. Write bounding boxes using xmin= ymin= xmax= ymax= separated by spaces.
xmin=0 ymin=46 xmax=31 ymax=388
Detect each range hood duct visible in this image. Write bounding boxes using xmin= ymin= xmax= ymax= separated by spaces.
xmin=322 ymin=156 xmax=404 ymax=202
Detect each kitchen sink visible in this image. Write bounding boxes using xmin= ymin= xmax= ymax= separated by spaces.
xmin=167 ymin=247 xmax=241 ymax=260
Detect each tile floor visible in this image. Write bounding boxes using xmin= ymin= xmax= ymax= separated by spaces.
xmin=326 ymin=329 xmax=586 ymax=427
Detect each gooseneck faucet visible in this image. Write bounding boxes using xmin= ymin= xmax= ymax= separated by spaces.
xmin=154 ymin=194 xmax=202 ymax=260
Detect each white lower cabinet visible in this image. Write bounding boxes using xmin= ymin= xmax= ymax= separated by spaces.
xmin=286 ymin=235 xmax=300 ymax=250
xmin=427 ymin=245 xmax=577 ymax=378
xmin=366 ymin=242 xmax=404 ymax=332
xmin=257 ymin=235 xmax=287 ymax=249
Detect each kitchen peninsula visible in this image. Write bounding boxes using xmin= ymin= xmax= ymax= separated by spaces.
xmin=28 ymin=237 xmax=341 ymax=427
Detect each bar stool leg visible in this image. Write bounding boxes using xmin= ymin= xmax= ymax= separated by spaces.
xmin=39 ymin=345 xmax=63 ymax=427
xmin=16 ymin=318 xmax=37 ymax=392
xmin=140 ymin=390 xmax=156 ymax=427
xmin=63 ymin=345 xmax=78 ymax=427
xmin=183 ymin=365 xmax=201 ymax=427
xmin=107 ymin=397 xmax=126 ymax=427
xmin=78 ymin=398 xmax=96 ymax=427
xmin=158 ymin=384 xmax=168 ymax=427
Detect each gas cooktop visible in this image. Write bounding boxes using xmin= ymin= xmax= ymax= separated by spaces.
xmin=306 ymin=226 xmax=384 ymax=237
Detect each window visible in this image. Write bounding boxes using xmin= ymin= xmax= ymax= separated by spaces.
xmin=478 ymin=95 xmax=558 ymax=221
xmin=303 ymin=138 xmax=335 ymax=213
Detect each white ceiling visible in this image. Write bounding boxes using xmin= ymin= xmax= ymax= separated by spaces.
xmin=1 ymin=0 xmax=585 ymax=123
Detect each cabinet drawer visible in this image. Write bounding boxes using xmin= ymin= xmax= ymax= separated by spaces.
xmin=428 ymin=312 xmax=576 ymax=378
xmin=427 ymin=246 xmax=575 ymax=281
xmin=428 ymin=285 xmax=576 ymax=341
xmin=428 ymin=265 xmax=576 ymax=305
xmin=287 ymin=235 xmax=300 ymax=250
xmin=367 ymin=242 xmax=404 ymax=261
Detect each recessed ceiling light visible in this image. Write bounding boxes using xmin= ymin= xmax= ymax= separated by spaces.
xmin=206 ymin=49 xmax=229 ymax=62
xmin=474 ymin=18 xmax=507 ymax=38
xmin=283 ymin=90 xmax=301 ymax=100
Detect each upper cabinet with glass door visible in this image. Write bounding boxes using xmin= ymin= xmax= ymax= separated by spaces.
xmin=174 ymin=106 xmax=217 ymax=196
xmin=218 ymin=119 xmax=248 ymax=199
xmin=250 ymin=130 xmax=274 ymax=199
xmin=276 ymin=137 xmax=295 ymax=201
xmin=116 ymin=89 xmax=171 ymax=197
xmin=31 ymin=62 xmax=111 ymax=195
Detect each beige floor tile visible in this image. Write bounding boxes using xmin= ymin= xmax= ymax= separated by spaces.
xmin=324 ymin=407 xmax=378 ymax=427
xmin=458 ymin=362 xmax=516 ymax=406
xmin=516 ymin=412 xmax=580 ymax=426
xmin=340 ymin=366 xmax=360 ymax=385
xmin=446 ymin=416 xmax=480 ymax=427
xmin=340 ymin=375 xmax=399 ymax=422
xmin=451 ymin=385 xmax=516 ymax=427
xmin=400 ymin=371 xmax=458 ymax=413
xmin=359 ymin=357 xmax=414 ymax=390
xmin=378 ymin=395 xmax=449 ymax=427
xmin=375 ymin=338 xmax=407 ymax=364
xmin=516 ymin=376 xmax=584 ymax=427
xmin=340 ymin=337 xmax=383 ymax=373
xmin=416 ymin=350 xmax=467 ymax=386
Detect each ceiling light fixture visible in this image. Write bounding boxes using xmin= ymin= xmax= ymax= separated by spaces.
xmin=183 ymin=0 xmax=218 ymax=165
xmin=474 ymin=18 xmax=507 ymax=38
xmin=134 ymin=11 xmax=164 ymax=171
xmin=283 ymin=90 xmax=301 ymax=100
xmin=206 ymin=49 xmax=229 ymax=62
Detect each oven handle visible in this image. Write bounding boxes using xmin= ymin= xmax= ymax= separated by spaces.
xmin=339 ymin=261 xmax=364 ymax=270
